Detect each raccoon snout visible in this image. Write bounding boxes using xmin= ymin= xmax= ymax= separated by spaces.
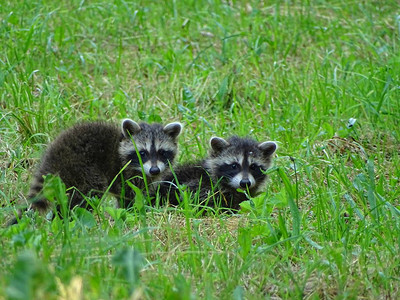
xmin=149 ymin=166 xmax=161 ymax=175
xmin=230 ymin=173 xmax=255 ymax=189
xmin=240 ymin=179 xmax=252 ymax=188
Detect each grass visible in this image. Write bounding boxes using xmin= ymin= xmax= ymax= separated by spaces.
xmin=1 ymin=0 xmax=399 ymax=298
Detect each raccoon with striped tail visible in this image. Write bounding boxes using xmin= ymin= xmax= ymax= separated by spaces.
xmin=8 ymin=119 xmax=182 ymax=224
xmin=156 ymin=136 xmax=277 ymax=211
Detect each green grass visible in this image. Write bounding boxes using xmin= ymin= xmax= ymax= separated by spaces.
xmin=1 ymin=0 xmax=399 ymax=298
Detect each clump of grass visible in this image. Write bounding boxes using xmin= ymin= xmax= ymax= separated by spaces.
xmin=1 ymin=0 xmax=400 ymax=298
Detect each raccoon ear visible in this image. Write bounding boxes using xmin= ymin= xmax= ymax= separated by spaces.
xmin=210 ymin=137 xmax=230 ymax=153
xmin=121 ymin=119 xmax=141 ymax=138
xmin=163 ymin=122 xmax=183 ymax=139
xmin=258 ymin=141 xmax=278 ymax=157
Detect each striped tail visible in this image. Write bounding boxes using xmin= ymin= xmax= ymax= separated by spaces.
xmin=28 ymin=175 xmax=51 ymax=212
xmin=7 ymin=175 xmax=50 ymax=226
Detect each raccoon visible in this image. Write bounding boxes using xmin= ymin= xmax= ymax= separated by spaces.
xmin=10 ymin=119 xmax=182 ymax=223
xmin=157 ymin=136 xmax=277 ymax=211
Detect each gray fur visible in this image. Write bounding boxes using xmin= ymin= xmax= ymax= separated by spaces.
xmin=11 ymin=119 xmax=182 ymax=223
xmin=157 ymin=136 xmax=277 ymax=211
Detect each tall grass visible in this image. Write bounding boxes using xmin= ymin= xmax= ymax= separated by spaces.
xmin=1 ymin=0 xmax=399 ymax=298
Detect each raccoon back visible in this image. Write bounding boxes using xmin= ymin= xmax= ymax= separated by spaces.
xmin=29 ymin=122 xmax=123 ymax=208
xmin=157 ymin=161 xmax=212 ymax=206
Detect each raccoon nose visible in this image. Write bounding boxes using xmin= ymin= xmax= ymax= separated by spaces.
xmin=240 ymin=179 xmax=252 ymax=188
xmin=149 ymin=166 xmax=161 ymax=175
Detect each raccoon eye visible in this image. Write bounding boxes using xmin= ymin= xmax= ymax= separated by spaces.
xmin=139 ymin=150 xmax=146 ymax=156
xmin=159 ymin=149 xmax=171 ymax=158
xmin=231 ymin=163 xmax=238 ymax=169
xmin=250 ymin=163 xmax=258 ymax=170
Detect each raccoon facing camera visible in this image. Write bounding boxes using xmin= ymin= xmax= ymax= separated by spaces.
xmin=157 ymin=136 xmax=277 ymax=211
xmin=9 ymin=119 xmax=182 ymax=225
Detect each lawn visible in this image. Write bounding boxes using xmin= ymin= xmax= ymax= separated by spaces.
xmin=1 ymin=0 xmax=399 ymax=299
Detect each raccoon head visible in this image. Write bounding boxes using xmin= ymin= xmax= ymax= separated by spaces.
xmin=205 ymin=136 xmax=277 ymax=192
xmin=119 ymin=119 xmax=183 ymax=178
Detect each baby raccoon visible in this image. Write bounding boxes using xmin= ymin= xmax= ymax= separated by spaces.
xmin=12 ymin=119 xmax=182 ymax=223
xmin=157 ymin=136 xmax=277 ymax=211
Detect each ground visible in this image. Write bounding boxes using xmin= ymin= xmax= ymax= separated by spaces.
xmin=0 ymin=0 xmax=399 ymax=299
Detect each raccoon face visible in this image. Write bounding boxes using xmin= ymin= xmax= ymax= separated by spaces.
xmin=119 ymin=119 xmax=183 ymax=177
xmin=206 ymin=136 xmax=277 ymax=191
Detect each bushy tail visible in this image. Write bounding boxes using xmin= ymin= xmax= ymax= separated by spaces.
xmin=28 ymin=175 xmax=51 ymax=211
xmin=7 ymin=175 xmax=50 ymax=226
